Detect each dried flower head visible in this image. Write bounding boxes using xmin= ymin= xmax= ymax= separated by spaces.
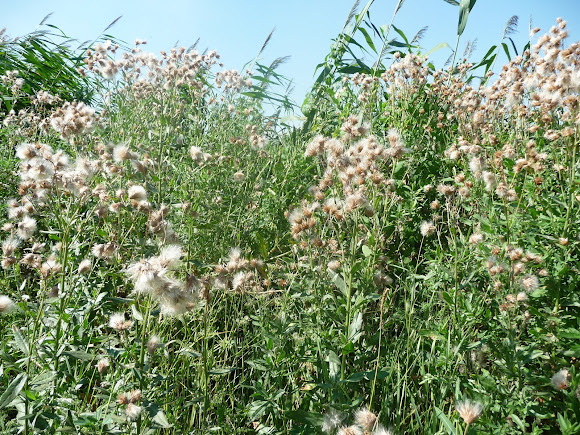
xmin=109 ymin=313 xmax=133 ymax=331
xmin=117 ymin=392 xmax=129 ymax=405
xmin=322 ymin=408 xmax=344 ymax=433
xmin=17 ymin=216 xmax=37 ymax=240
xmin=147 ymin=335 xmax=162 ymax=355
xmin=113 ymin=144 xmax=134 ymax=162
xmin=128 ymin=185 xmax=147 ymax=202
xmin=337 ymin=425 xmax=363 ymax=435
xmin=96 ymin=357 xmax=110 ymax=375
xmin=551 ymin=368 xmax=571 ymax=390
xmin=0 ymin=295 xmax=14 ymax=314
xmin=328 ymin=260 xmax=341 ymax=272
xmin=129 ymin=389 xmax=142 ymax=403
xmin=125 ymin=403 xmax=142 ymax=421
xmin=420 ymin=221 xmax=436 ymax=237
xmin=373 ymin=425 xmax=394 ymax=435
xmin=78 ymin=259 xmax=92 ymax=274
xmin=469 ymin=233 xmax=484 ymax=244
xmin=155 ymin=245 xmax=183 ymax=270
xmin=2 ymin=237 xmax=19 ymax=257
xmin=520 ymin=274 xmax=539 ymax=292
xmin=455 ymin=399 xmax=484 ymax=425
xmin=355 ymin=407 xmax=377 ymax=431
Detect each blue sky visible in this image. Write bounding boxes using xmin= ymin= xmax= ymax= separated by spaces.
xmin=4 ymin=0 xmax=580 ymax=105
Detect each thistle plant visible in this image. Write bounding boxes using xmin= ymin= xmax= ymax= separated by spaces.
xmin=0 ymin=6 xmax=579 ymax=435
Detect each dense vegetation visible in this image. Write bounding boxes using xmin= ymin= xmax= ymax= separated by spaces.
xmin=1 ymin=1 xmax=579 ymax=433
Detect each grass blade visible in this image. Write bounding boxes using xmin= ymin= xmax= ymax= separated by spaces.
xmin=102 ymin=15 xmax=123 ymax=33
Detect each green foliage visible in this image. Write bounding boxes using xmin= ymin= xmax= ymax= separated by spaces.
xmin=0 ymin=5 xmax=579 ymax=435
xmin=0 ymin=23 xmax=99 ymax=116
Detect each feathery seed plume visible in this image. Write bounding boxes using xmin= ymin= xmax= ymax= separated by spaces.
xmin=455 ymin=399 xmax=484 ymax=425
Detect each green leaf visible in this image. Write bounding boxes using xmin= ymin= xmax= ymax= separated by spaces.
xmin=12 ymin=325 xmax=29 ymax=355
xmin=501 ymin=42 xmax=512 ymax=61
xmin=131 ymin=304 xmax=143 ymax=321
xmin=435 ymin=406 xmax=457 ymax=435
xmin=326 ymin=350 xmax=341 ymax=378
xmin=563 ymin=345 xmax=580 ymax=358
xmin=64 ymin=350 xmax=95 ymax=361
xmin=148 ymin=404 xmax=171 ymax=428
xmin=442 ymin=291 xmax=454 ymax=306
xmin=247 ymin=400 xmax=271 ymax=420
xmin=30 ymin=372 xmax=56 ymax=386
xmin=284 ymin=410 xmax=324 ymax=426
xmin=348 ymin=311 xmax=363 ymax=342
xmin=0 ymin=373 xmax=27 ymax=408
xmin=392 ymin=25 xmax=409 ymax=45
xmin=509 ymin=414 xmax=526 ymax=431
xmin=247 ymin=360 xmax=269 ymax=371
xmin=395 ymin=0 xmax=406 ymax=14
xmin=477 ymin=45 xmax=497 ymax=62
xmin=209 ymin=367 xmax=236 ymax=375
xmin=426 ymin=42 xmax=453 ymax=56
xmin=457 ymin=0 xmax=477 ymax=37
xmin=518 ymin=349 xmax=546 ymax=364
xmin=389 ymin=40 xmax=413 ymax=48
xmin=343 ymin=341 xmax=355 ymax=354
xmin=357 ymin=27 xmax=377 ymax=54
xmin=362 ymin=245 xmax=372 ymax=257
xmin=330 ymin=271 xmax=347 ymax=297
xmin=557 ymin=413 xmax=571 ymax=432
xmin=559 ymin=329 xmax=580 ymax=339
xmin=344 ymin=369 xmax=389 ymax=383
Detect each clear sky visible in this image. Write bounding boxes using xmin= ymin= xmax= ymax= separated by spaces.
xmin=4 ymin=0 xmax=580 ymax=106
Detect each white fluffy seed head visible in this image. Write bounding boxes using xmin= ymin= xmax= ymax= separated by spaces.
xmin=0 ymin=295 xmax=15 ymax=314
xmin=128 ymin=185 xmax=147 ymax=201
xmin=455 ymin=399 xmax=484 ymax=425
xmin=420 ymin=221 xmax=436 ymax=237
xmin=551 ymin=368 xmax=571 ymax=390
xmin=125 ymin=403 xmax=142 ymax=421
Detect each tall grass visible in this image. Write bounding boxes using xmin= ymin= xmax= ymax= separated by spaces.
xmin=0 ymin=18 xmax=101 ymax=115
xmin=0 ymin=4 xmax=579 ymax=435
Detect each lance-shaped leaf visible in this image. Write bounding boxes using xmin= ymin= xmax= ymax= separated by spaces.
xmin=458 ymin=0 xmax=477 ymax=37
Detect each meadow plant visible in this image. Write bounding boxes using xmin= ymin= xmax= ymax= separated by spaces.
xmin=0 ymin=10 xmax=579 ymax=435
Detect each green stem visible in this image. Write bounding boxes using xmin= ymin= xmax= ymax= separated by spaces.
xmin=136 ymin=298 xmax=152 ymax=434
xmin=24 ymin=295 xmax=46 ymax=434
xmin=451 ymin=35 xmax=461 ymax=72
xmin=372 ymin=0 xmax=404 ymax=76
xmin=340 ymin=265 xmax=354 ymax=381
xmin=53 ymin=228 xmax=70 ymax=379
xmin=369 ymin=288 xmax=389 ymax=409
xmin=202 ymin=301 xmax=210 ymax=423
xmin=138 ymin=300 xmax=152 ymax=371
xmin=563 ymin=131 xmax=577 ymax=235
xmin=447 ymin=202 xmax=459 ymax=323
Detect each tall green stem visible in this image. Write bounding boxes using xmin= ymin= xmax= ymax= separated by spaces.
xmin=136 ymin=298 xmax=152 ymax=434
xmin=563 ymin=130 xmax=577 ymax=235
xmin=202 ymin=301 xmax=210 ymax=422
xmin=451 ymin=35 xmax=461 ymax=72
xmin=340 ymin=268 xmax=354 ymax=381
xmin=372 ymin=0 xmax=404 ymax=76
xmin=53 ymin=227 xmax=70 ymax=378
xmin=369 ymin=288 xmax=389 ymax=408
